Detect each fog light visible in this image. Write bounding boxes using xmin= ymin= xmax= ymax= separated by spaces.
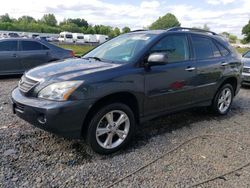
xmin=37 ymin=114 xmax=47 ymax=124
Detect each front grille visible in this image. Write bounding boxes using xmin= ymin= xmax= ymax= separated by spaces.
xmin=243 ymin=67 xmax=250 ymax=73
xmin=18 ymin=75 xmax=39 ymax=93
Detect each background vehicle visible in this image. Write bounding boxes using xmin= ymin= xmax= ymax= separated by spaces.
xmin=242 ymin=50 xmax=250 ymax=86
xmin=95 ymin=34 xmax=109 ymax=44
xmin=58 ymin=32 xmax=73 ymax=43
xmin=11 ymin=27 xmax=242 ymax=154
xmin=0 ymin=38 xmax=74 ymax=75
xmin=8 ymin=32 xmax=20 ymax=38
xmin=73 ymin=33 xmax=85 ymax=44
xmin=84 ymin=34 xmax=97 ymax=43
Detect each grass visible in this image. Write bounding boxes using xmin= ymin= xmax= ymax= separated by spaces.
xmin=57 ymin=44 xmax=95 ymax=56
xmin=57 ymin=43 xmax=249 ymax=57
xmin=236 ymin=47 xmax=249 ymax=54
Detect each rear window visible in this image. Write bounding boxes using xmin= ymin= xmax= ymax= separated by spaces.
xmin=77 ymin=36 xmax=84 ymax=39
xmin=0 ymin=41 xmax=18 ymax=51
xmin=20 ymin=41 xmax=49 ymax=51
xmin=192 ymin=36 xmax=221 ymax=59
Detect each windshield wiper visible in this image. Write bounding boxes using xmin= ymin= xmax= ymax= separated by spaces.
xmin=83 ymin=56 xmax=102 ymax=61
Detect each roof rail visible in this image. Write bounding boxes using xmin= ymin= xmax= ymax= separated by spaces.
xmin=167 ymin=27 xmax=217 ymax=35
xmin=130 ymin=29 xmax=148 ymax=33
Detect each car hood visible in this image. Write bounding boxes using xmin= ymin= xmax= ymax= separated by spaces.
xmin=242 ymin=58 xmax=250 ymax=67
xmin=26 ymin=58 xmax=121 ymax=81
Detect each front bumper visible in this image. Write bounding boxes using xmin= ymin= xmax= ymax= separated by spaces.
xmin=11 ymin=88 xmax=94 ymax=139
xmin=242 ymin=72 xmax=250 ymax=86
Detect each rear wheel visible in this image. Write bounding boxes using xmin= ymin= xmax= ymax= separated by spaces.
xmin=212 ymin=84 xmax=234 ymax=115
xmin=87 ymin=103 xmax=136 ymax=154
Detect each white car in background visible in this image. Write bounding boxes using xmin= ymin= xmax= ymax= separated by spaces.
xmin=58 ymin=32 xmax=74 ymax=43
xmin=73 ymin=33 xmax=85 ymax=44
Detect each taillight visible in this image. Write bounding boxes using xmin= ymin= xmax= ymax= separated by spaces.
xmin=70 ymin=51 xmax=75 ymax=57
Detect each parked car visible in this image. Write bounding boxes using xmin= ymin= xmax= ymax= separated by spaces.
xmin=58 ymin=32 xmax=73 ymax=43
xmin=73 ymin=33 xmax=85 ymax=44
xmin=242 ymin=50 xmax=250 ymax=86
xmin=8 ymin=32 xmax=20 ymax=38
xmin=11 ymin=27 xmax=242 ymax=154
xmin=0 ymin=38 xmax=74 ymax=75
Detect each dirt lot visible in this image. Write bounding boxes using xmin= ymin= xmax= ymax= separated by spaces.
xmin=1 ymin=77 xmax=250 ymax=188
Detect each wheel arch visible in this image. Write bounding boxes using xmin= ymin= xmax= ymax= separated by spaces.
xmin=81 ymin=91 xmax=140 ymax=137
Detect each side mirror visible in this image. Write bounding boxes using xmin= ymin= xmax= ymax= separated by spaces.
xmin=147 ymin=52 xmax=168 ymax=66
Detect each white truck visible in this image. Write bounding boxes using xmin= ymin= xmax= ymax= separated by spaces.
xmin=58 ymin=32 xmax=73 ymax=43
xmin=72 ymin=33 xmax=85 ymax=44
xmin=95 ymin=34 xmax=109 ymax=44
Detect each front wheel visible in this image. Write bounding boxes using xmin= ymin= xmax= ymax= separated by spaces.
xmin=87 ymin=103 xmax=136 ymax=154
xmin=212 ymin=84 xmax=234 ymax=115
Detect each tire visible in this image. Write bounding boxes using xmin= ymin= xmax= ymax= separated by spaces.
xmin=211 ymin=84 xmax=234 ymax=115
xmin=86 ymin=103 xmax=136 ymax=154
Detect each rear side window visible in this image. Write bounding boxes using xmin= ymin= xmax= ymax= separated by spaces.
xmin=216 ymin=42 xmax=230 ymax=56
xmin=66 ymin=34 xmax=73 ymax=39
xmin=0 ymin=41 xmax=18 ymax=51
xmin=20 ymin=41 xmax=49 ymax=51
xmin=150 ymin=35 xmax=190 ymax=63
xmin=192 ymin=36 xmax=221 ymax=59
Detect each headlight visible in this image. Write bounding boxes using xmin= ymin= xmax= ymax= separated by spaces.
xmin=38 ymin=81 xmax=83 ymax=101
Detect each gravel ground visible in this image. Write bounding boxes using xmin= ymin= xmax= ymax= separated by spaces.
xmin=1 ymin=77 xmax=250 ymax=188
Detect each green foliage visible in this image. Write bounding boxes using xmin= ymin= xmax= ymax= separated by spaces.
xmin=0 ymin=13 xmax=13 ymax=23
xmin=60 ymin=18 xmax=88 ymax=28
xmin=242 ymin=20 xmax=250 ymax=43
xmin=122 ymin=26 xmax=131 ymax=33
xmin=41 ymin=14 xmax=57 ymax=27
xmin=220 ymin=32 xmax=238 ymax=43
xmin=149 ymin=13 xmax=181 ymax=30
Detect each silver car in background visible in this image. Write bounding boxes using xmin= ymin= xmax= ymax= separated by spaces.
xmin=0 ymin=38 xmax=74 ymax=75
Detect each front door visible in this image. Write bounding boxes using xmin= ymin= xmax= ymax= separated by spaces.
xmin=0 ymin=40 xmax=23 ymax=74
xmin=144 ymin=34 xmax=197 ymax=116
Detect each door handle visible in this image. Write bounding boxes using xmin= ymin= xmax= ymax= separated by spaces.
xmin=221 ymin=62 xmax=229 ymax=66
xmin=185 ymin=67 xmax=196 ymax=71
xmin=12 ymin=54 xmax=17 ymax=58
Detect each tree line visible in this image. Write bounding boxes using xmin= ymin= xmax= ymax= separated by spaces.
xmin=0 ymin=13 xmax=249 ymax=43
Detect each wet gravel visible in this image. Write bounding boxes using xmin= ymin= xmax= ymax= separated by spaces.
xmin=1 ymin=77 xmax=250 ymax=187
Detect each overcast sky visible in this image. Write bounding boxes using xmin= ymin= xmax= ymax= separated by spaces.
xmin=0 ymin=0 xmax=249 ymax=38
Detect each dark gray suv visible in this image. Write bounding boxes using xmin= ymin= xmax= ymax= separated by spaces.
xmin=11 ymin=27 xmax=242 ymax=154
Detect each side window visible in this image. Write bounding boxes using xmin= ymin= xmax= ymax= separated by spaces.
xmin=216 ymin=42 xmax=230 ymax=56
xmin=0 ymin=41 xmax=18 ymax=51
xmin=41 ymin=44 xmax=49 ymax=50
xmin=150 ymin=35 xmax=190 ymax=63
xmin=20 ymin=41 xmax=44 ymax=51
xmin=192 ymin=36 xmax=221 ymax=59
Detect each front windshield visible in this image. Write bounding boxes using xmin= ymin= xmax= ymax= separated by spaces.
xmin=244 ymin=51 xmax=250 ymax=58
xmin=83 ymin=33 xmax=156 ymax=63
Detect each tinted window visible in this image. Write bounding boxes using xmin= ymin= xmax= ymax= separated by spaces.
xmin=20 ymin=41 xmax=48 ymax=51
xmin=150 ymin=35 xmax=190 ymax=62
xmin=192 ymin=36 xmax=221 ymax=59
xmin=77 ymin=36 xmax=84 ymax=39
xmin=0 ymin=41 xmax=18 ymax=51
xmin=216 ymin=42 xmax=230 ymax=56
xmin=66 ymin=34 xmax=73 ymax=39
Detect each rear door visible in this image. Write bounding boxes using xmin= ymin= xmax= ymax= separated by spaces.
xmin=19 ymin=40 xmax=50 ymax=70
xmin=190 ymin=34 xmax=225 ymax=103
xmin=144 ymin=34 xmax=197 ymax=115
xmin=0 ymin=40 xmax=23 ymax=74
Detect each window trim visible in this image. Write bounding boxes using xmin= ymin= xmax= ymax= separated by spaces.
xmin=190 ymin=34 xmax=223 ymax=61
xmin=213 ymin=39 xmax=231 ymax=57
